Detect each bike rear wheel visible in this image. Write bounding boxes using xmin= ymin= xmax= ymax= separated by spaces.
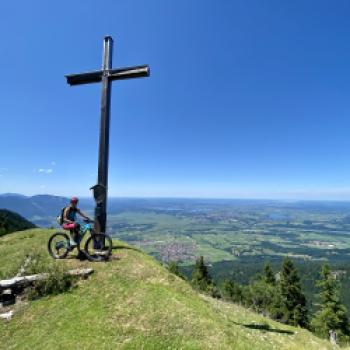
xmin=48 ymin=232 xmax=70 ymax=259
xmin=84 ymin=233 xmax=112 ymax=262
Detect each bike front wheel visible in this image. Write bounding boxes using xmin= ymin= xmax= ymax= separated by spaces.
xmin=84 ymin=233 xmax=112 ymax=262
xmin=48 ymin=232 xmax=70 ymax=259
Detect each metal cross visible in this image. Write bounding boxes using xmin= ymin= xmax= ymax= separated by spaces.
xmin=65 ymin=36 xmax=150 ymax=234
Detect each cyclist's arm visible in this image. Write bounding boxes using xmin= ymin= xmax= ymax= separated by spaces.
xmin=63 ymin=208 xmax=74 ymax=224
xmin=77 ymin=209 xmax=90 ymax=220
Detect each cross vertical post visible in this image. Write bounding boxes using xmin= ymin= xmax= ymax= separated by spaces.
xmin=95 ymin=36 xmax=113 ymax=234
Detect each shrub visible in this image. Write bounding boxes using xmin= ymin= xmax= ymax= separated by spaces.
xmin=16 ymin=252 xmax=75 ymax=299
xmin=168 ymin=261 xmax=185 ymax=279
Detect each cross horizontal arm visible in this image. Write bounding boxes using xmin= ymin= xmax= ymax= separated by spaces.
xmin=65 ymin=65 xmax=150 ymax=86
xmin=109 ymin=65 xmax=150 ymax=81
xmin=65 ymin=71 xmax=102 ymax=85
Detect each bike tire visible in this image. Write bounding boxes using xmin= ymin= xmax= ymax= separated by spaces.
xmin=48 ymin=232 xmax=70 ymax=259
xmin=84 ymin=233 xmax=112 ymax=262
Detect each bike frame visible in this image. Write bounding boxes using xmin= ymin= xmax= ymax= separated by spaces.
xmin=79 ymin=222 xmax=104 ymax=250
xmin=75 ymin=222 xmax=93 ymax=244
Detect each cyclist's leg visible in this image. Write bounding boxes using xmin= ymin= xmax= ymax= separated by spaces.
xmin=63 ymin=223 xmax=78 ymax=246
xmin=73 ymin=223 xmax=80 ymax=243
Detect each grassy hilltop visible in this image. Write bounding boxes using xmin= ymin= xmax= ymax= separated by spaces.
xmin=0 ymin=229 xmax=341 ymax=350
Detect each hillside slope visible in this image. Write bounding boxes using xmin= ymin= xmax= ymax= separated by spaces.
xmin=0 ymin=209 xmax=36 ymax=236
xmin=0 ymin=229 xmax=339 ymax=350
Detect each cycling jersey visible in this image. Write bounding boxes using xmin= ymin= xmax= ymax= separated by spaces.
xmin=66 ymin=207 xmax=78 ymax=222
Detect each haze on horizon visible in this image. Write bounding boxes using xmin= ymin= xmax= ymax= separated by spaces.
xmin=1 ymin=1 xmax=350 ymax=201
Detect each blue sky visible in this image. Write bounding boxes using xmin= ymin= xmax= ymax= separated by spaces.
xmin=1 ymin=0 xmax=350 ymax=199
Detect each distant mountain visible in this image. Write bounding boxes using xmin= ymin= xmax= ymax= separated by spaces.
xmin=0 ymin=194 xmax=94 ymax=226
xmin=0 ymin=193 xmax=27 ymax=198
xmin=0 ymin=194 xmax=68 ymax=218
xmin=0 ymin=209 xmax=36 ymax=236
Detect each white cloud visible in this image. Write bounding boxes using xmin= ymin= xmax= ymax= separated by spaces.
xmin=40 ymin=185 xmax=47 ymax=189
xmin=38 ymin=168 xmax=53 ymax=174
xmin=51 ymin=161 xmax=56 ymax=166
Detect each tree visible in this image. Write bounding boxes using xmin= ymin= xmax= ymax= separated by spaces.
xmin=311 ymin=263 xmax=350 ymax=342
xmin=248 ymin=279 xmax=275 ymax=315
xmin=222 ymin=279 xmax=245 ymax=304
xmin=168 ymin=261 xmax=184 ymax=279
xmin=280 ymin=257 xmax=308 ymax=328
xmin=263 ymin=263 xmax=276 ymax=285
xmin=191 ymin=256 xmax=212 ymax=292
xmin=248 ymin=263 xmax=283 ymax=320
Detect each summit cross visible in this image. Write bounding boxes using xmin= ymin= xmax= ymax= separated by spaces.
xmin=65 ymin=36 xmax=150 ymax=234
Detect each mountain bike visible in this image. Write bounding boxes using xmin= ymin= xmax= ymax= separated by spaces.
xmin=48 ymin=219 xmax=112 ymax=262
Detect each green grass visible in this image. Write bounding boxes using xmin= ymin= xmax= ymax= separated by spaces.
xmin=0 ymin=229 xmax=341 ymax=349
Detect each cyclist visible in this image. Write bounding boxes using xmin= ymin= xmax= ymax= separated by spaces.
xmin=62 ymin=197 xmax=91 ymax=247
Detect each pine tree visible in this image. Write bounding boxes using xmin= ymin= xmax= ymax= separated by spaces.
xmin=191 ymin=256 xmax=212 ymax=292
xmin=280 ymin=257 xmax=308 ymax=328
xmin=222 ymin=279 xmax=244 ymax=304
xmin=311 ymin=263 xmax=350 ymax=342
xmin=263 ymin=263 xmax=276 ymax=285
xmin=168 ymin=261 xmax=184 ymax=279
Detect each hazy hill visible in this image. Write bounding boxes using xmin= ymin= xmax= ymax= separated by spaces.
xmin=0 ymin=194 xmax=68 ymax=220
xmin=0 ymin=209 xmax=36 ymax=236
xmin=0 ymin=194 xmax=94 ymax=226
xmin=0 ymin=229 xmax=340 ymax=350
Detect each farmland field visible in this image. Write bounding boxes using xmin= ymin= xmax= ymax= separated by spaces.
xmin=103 ymin=198 xmax=350 ymax=265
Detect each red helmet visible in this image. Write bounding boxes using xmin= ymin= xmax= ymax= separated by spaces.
xmin=70 ymin=196 xmax=79 ymax=204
